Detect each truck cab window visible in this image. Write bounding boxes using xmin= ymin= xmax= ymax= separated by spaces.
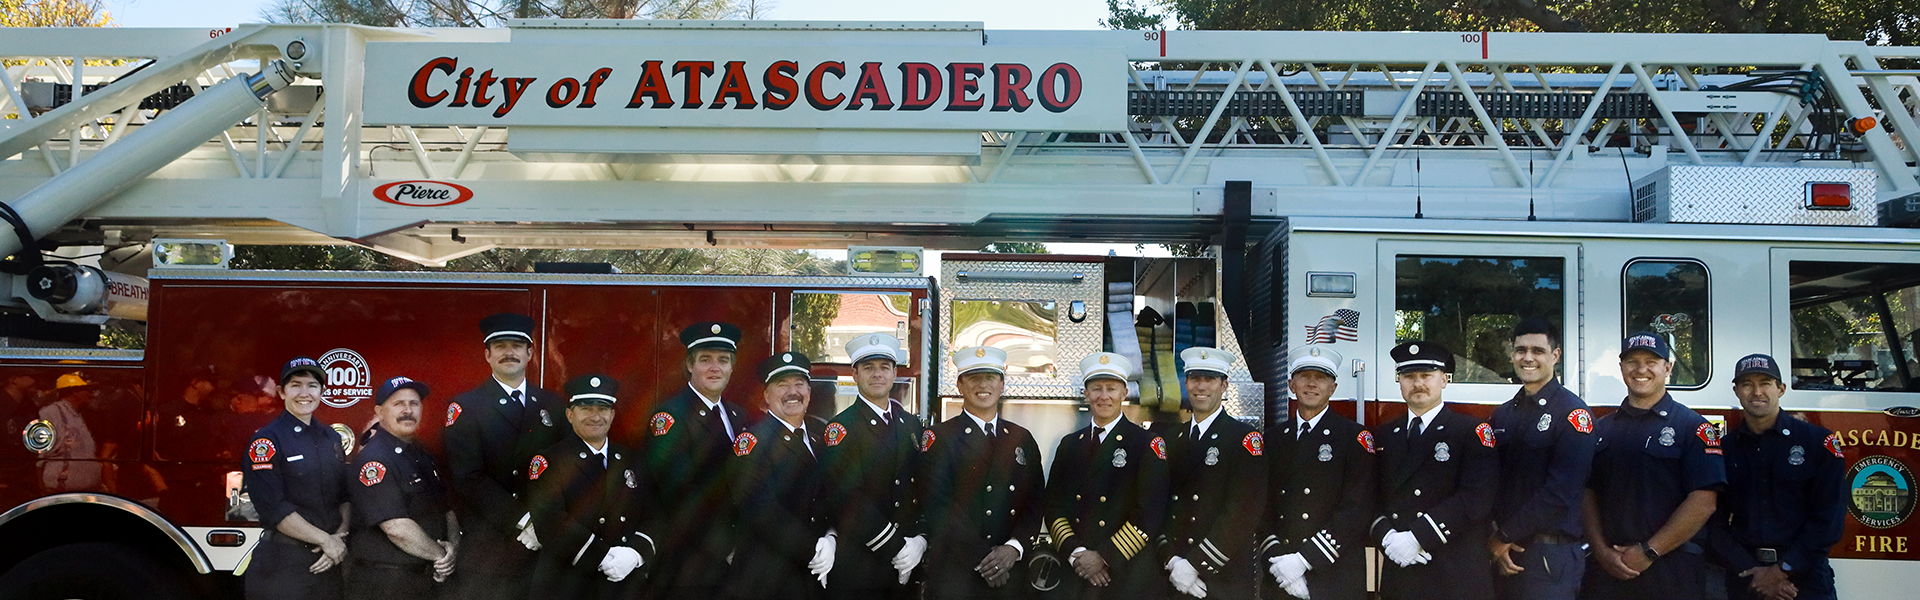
xmin=1789 ymin=261 xmax=1920 ymax=392
xmin=1394 ymin=256 xmax=1565 ymax=384
xmin=1623 ymin=260 xmax=1712 ymax=388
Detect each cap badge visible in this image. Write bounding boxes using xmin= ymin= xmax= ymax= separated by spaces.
xmin=1434 ymin=441 xmax=1452 ymax=462
xmin=976 ymin=348 xmax=986 ymax=358
xmin=711 ymin=324 xmax=722 ymax=334
xmin=1310 ymin=347 xmax=1321 ymax=357
xmin=1200 ymin=351 xmax=1208 ymax=359
xmin=590 ymin=377 xmax=600 ymax=387
xmin=1099 ymin=355 xmax=1110 ymax=365
xmin=783 ymin=353 xmax=792 ymax=362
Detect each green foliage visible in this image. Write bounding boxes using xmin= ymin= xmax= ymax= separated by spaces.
xmin=789 ymin=292 xmax=842 ymax=359
xmin=1394 ymin=256 xmax=1564 ymax=383
xmin=1109 ymin=0 xmax=1917 ymax=45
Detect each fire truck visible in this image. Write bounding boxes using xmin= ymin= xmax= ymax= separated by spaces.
xmin=1 ymin=19 xmax=1918 ymax=599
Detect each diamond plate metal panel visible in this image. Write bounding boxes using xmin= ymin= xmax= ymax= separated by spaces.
xmin=1644 ymin=166 xmax=1878 ymax=226
xmin=939 ymin=258 xmax=1107 ymax=399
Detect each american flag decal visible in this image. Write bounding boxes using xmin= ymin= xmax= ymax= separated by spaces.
xmin=1303 ymin=309 xmax=1361 ymax=343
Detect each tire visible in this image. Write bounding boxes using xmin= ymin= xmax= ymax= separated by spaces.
xmin=0 ymin=542 xmax=198 ymax=600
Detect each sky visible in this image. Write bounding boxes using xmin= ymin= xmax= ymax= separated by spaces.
xmin=105 ymin=0 xmax=1115 ymax=29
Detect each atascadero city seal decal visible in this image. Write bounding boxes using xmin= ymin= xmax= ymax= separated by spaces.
xmin=1847 ymin=455 xmax=1915 ymax=529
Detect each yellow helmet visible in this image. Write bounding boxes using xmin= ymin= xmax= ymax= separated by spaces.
xmin=55 ymin=373 xmax=90 ymax=390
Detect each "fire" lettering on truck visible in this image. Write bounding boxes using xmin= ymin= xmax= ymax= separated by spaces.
xmin=405 ymin=57 xmax=1083 ymax=118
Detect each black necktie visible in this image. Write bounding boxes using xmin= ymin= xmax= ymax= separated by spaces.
xmin=505 ymin=390 xmax=525 ymax=425
xmin=1191 ymin=424 xmax=1202 ymax=440
xmin=1409 ymin=416 xmax=1424 ymax=440
xmin=1299 ymin=421 xmax=1309 ymax=441
xmin=985 ymin=422 xmax=997 ymax=438
xmin=707 ymin=406 xmax=726 ymax=438
xmin=796 ymin=427 xmax=813 ymax=457
xmin=882 ymin=408 xmax=893 ymax=425
xmin=1090 ymin=425 xmax=1105 ymax=450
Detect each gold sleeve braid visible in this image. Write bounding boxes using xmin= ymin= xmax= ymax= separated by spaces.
xmin=1112 ymin=522 xmax=1150 ymax=560
xmin=1051 ymin=518 xmax=1076 ymax=550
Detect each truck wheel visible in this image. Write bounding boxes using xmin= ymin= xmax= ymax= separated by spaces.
xmin=0 ymin=542 xmax=196 ymax=600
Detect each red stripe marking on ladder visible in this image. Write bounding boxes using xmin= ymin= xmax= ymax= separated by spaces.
xmin=1160 ymin=30 xmax=1167 ymax=57
xmin=1481 ymin=30 xmax=1489 ymax=59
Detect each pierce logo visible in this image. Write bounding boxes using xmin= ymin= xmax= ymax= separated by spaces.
xmin=374 ymin=180 xmax=474 ymax=207
xmin=319 ymin=348 xmax=373 ymax=409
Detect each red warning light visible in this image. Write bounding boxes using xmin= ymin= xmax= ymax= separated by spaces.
xmin=1806 ymin=182 xmax=1851 ymax=210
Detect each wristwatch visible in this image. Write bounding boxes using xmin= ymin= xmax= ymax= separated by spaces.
xmin=1638 ymin=542 xmax=1660 ymax=562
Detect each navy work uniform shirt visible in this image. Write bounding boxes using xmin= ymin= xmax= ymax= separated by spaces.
xmin=1489 ymin=379 xmax=1595 ymax=543
xmin=1706 ymin=412 xmax=1847 ymax=574
xmin=1587 ymin=394 xmax=1727 ymax=547
xmin=349 ymin=426 xmax=451 ymax=566
xmin=246 ymin=410 xmax=349 ymax=536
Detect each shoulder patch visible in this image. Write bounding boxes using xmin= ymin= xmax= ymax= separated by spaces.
xmin=651 ymin=412 xmax=674 ymax=436
xmin=1824 ymin=432 xmax=1844 ymax=458
xmin=1357 ymin=430 xmax=1376 ymax=454
xmin=1243 ymin=431 xmax=1264 ymax=456
xmin=1568 ymin=409 xmax=1593 ymax=434
xmin=734 ymin=432 xmax=758 ymax=457
xmin=359 ymin=461 xmax=387 ymax=486
xmin=529 ymin=455 xmax=549 ymax=480
xmin=1475 ymin=423 xmax=1496 ymax=448
xmin=249 ymin=438 xmax=276 ymax=464
xmin=446 ymin=403 xmax=463 ymax=427
xmin=1697 ymin=422 xmax=1723 ymax=454
xmin=825 ymin=422 xmax=847 ymax=447
xmin=1150 ymin=436 xmax=1167 ymax=460
xmin=920 ymin=430 xmax=936 ymax=452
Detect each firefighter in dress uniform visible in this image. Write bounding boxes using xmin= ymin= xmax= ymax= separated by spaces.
xmin=1043 ymin=352 xmax=1171 ymax=600
xmin=347 ymin=377 xmax=459 ymax=600
xmin=643 ymin=322 xmax=750 ymax=600
xmin=1161 ymin=347 xmax=1266 ymax=599
xmin=241 ymin=357 xmax=350 ymax=600
xmin=820 ymin=333 xmax=928 ymax=600
xmin=1581 ymin=333 xmax=1727 ymax=600
xmin=1259 ymin=347 xmax=1374 ymax=600
xmin=1707 ymin=354 xmax=1847 ymax=600
xmin=1368 ymin=341 xmax=1497 ymax=600
xmin=1486 ymin=319 xmax=1595 ymax=600
xmin=920 ymin=346 xmax=1046 ymax=600
xmin=443 ymin=313 xmax=571 ymax=600
xmin=526 ymin=374 xmax=655 ymax=600
xmin=724 ymin=352 xmax=832 ymax=600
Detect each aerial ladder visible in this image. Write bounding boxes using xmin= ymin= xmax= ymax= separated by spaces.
xmin=0 ymin=21 xmax=1917 ymax=321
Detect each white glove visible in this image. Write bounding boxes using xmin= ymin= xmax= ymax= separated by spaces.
xmin=1167 ymin=556 xmax=1206 ymax=598
xmin=809 ymin=534 xmax=837 ymax=586
xmin=598 ymin=546 xmax=642 ymax=582
xmin=1284 ymin=575 xmax=1312 ymax=599
xmin=1269 ymin=552 xmax=1310 ymax=585
xmin=892 ymin=535 xmax=927 ymax=583
xmin=1381 ymin=530 xmax=1430 ymax=567
xmin=517 ymin=525 xmax=541 ymax=551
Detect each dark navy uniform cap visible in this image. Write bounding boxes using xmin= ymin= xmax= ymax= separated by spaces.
xmin=1390 ymin=341 xmax=1454 ymax=374
xmin=1733 ymin=353 xmax=1783 ymax=382
xmin=760 ymin=351 xmax=813 ymax=383
xmin=564 ymin=374 xmax=619 ymax=407
xmin=374 ymin=376 xmax=430 ymax=405
xmin=681 ymin=322 xmax=742 ymax=352
xmin=1622 ymin=331 xmax=1673 ymax=361
xmin=480 ymin=313 xmax=536 ymax=345
xmin=279 ymin=356 xmax=326 ymax=385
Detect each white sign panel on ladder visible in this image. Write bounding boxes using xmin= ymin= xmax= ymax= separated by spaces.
xmin=361 ymin=42 xmax=1127 ymax=132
